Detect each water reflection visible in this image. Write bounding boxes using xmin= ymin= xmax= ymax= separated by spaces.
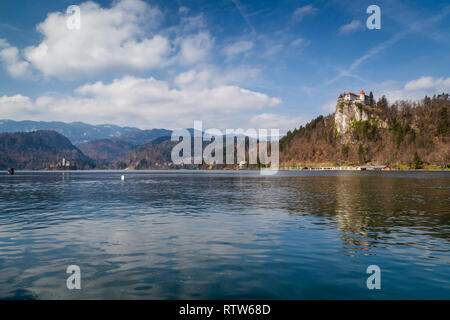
xmin=0 ymin=171 xmax=448 ymax=299
xmin=276 ymin=172 xmax=449 ymax=254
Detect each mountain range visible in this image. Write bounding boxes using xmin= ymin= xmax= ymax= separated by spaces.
xmin=1 ymin=93 xmax=449 ymax=170
xmin=0 ymin=119 xmax=170 ymax=145
xmin=0 ymin=120 xmax=173 ymax=169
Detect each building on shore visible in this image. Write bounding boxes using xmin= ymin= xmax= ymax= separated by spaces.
xmin=49 ymin=158 xmax=76 ymax=170
xmin=238 ymin=161 xmax=247 ymax=169
xmin=338 ymin=90 xmax=369 ymax=105
xmin=285 ymin=165 xmax=391 ymax=171
xmin=359 ymin=165 xmax=391 ymax=171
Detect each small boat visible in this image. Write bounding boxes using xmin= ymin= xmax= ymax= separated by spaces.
xmin=7 ymin=168 xmax=15 ymax=175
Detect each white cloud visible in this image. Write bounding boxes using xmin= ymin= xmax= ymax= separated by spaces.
xmin=291 ymin=38 xmax=304 ymax=46
xmin=223 ymin=41 xmax=254 ymax=57
xmin=338 ymin=20 xmax=363 ymax=34
xmin=0 ymin=39 xmax=31 ymax=78
xmin=378 ymin=76 xmax=450 ymax=102
xmin=0 ymin=94 xmax=40 ymax=120
xmin=264 ymin=44 xmax=283 ymax=57
xmin=1 ymin=0 xmax=214 ymax=80
xmin=404 ymin=76 xmax=450 ymax=92
xmin=173 ymin=65 xmax=261 ymax=90
xmin=292 ymin=5 xmax=317 ymax=21
xmin=173 ymin=69 xmax=213 ymax=89
xmin=0 ymin=76 xmax=282 ymax=129
xmin=179 ymin=14 xmax=206 ymax=32
xmin=249 ymin=113 xmax=303 ymax=132
xmin=178 ymin=6 xmax=189 ymax=15
xmin=21 ymin=0 xmax=170 ymax=79
xmin=175 ymin=32 xmax=214 ymax=65
xmin=0 ymin=0 xmax=285 ymax=131
xmin=174 ymin=70 xmax=201 ymax=86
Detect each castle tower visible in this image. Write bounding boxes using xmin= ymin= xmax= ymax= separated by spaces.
xmin=360 ymin=90 xmax=365 ymax=103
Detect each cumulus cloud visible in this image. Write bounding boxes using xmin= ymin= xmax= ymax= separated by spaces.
xmin=404 ymin=76 xmax=450 ymax=92
xmin=338 ymin=20 xmax=363 ymax=34
xmin=0 ymin=94 xmax=35 ymax=118
xmin=379 ymin=76 xmax=450 ymax=102
xmin=20 ymin=0 xmax=171 ymax=79
xmin=292 ymin=5 xmax=317 ymax=21
xmin=173 ymin=69 xmax=217 ymax=89
xmin=1 ymin=0 xmax=214 ymax=80
xmin=0 ymin=0 xmax=287 ymax=131
xmin=0 ymin=39 xmax=31 ymax=78
xmin=0 ymin=76 xmax=282 ymax=129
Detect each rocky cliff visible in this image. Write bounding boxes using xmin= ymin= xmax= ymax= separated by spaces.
xmin=334 ymin=99 xmax=387 ymax=143
xmin=280 ymin=93 xmax=449 ymax=168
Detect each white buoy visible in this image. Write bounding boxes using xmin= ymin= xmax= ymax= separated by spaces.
xmin=121 ymin=175 xmax=125 ymax=181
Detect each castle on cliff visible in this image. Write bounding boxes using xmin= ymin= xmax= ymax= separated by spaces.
xmin=338 ymin=90 xmax=369 ymax=105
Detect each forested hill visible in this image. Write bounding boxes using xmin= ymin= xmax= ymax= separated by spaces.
xmin=280 ymin=93 xmax=450 ymax=169
xmin=0 ymin=130 xmax=94 ymax=170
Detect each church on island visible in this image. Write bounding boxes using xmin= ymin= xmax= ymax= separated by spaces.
xmin=338 ymin=90 xmax=369 ymax=105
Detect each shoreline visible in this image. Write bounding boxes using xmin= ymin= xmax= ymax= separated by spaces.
xmin=4 ymin=168 xmax=450 ymax=172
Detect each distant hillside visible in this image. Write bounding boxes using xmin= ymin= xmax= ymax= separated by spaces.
xmin=0 ymin=120 xmax=141 ymax=144
xmin=77 ymin=129 xmax=172 ymax=166
xmin=280 ymin=93 xmax=450 ymax=169
xmin=113 ymin=135 xmax=265 ymax=170
xmin=0 ymin=130 xmax=94 ymax=170
xmin=114 ymin=136 xmax=176 ymax=169
xmin=78 ymin=138 xmax=138 ymax=166
xmin=119 ymin=129 xmax=172 ymax=145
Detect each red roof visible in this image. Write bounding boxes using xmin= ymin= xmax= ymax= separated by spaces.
xmin=345 ymin=92 xmax=359 ymax=97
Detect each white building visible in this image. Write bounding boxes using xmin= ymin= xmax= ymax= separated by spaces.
xmin=339 ymin=90 xmax=369 ymax=105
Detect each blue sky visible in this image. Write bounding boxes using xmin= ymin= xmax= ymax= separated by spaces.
xmin=0 ymin=0 xmax=449 ymax=131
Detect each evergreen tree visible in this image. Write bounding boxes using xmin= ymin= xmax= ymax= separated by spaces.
xmin=377 ymin=95 xmax=388 ymax=110
xmin=358 ymin=144 xmax=364 ymax=163
xmin=342 ymin=145 xmax=349 ymax=159
xmin=437 ymin=106 xmax=449 ymax=135
xmin=369 ymin=91 xmax=374 ymax=106
xmin=413 ymin=151 xmax=423 ymax=169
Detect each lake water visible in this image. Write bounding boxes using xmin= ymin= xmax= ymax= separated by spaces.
xmin=0 ymin=170 xmax=448 ymax=299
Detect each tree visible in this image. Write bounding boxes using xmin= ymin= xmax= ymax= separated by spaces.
xmin=342 ymin=144 xmax=349 ymax=159
xmin=437 ymin=106 xmax=449 ymax=135
xmin=377 ymin=95 xmax=388 ymax=111
xmin=358 ymin=144 xmax=364 ymax=163
xmin=369 ymin=91 xmax=374 ymax=106
xmin=413 ymin=151 xmax=423 ymax=169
